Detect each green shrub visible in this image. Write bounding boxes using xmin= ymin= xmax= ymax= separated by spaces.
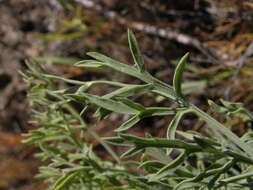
xmin=22 ymin=30 xmax=253 ymax=190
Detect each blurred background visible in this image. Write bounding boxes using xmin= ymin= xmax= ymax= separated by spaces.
xmin=0 ymin=0 xmax=253 ymax=189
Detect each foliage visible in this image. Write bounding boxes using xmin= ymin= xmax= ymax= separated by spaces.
xmin=22 ymin=30 xmax=253 ymax=190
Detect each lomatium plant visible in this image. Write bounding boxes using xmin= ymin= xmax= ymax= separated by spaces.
xmin=22 ymin=30 xmax=253 ymax=190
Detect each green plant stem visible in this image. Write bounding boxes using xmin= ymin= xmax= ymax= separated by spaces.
xmin=47 ymin=91 xmax=121 ymax=163
xmin=139 ymin=70 xmax=252 ymax=158
xmin=191 ymin=104 xmax=253 ymax=158
xmin=215 ymin=171 xmax=253 ymax=189
xmin=144 ymin=72 xmax=252 ymax=158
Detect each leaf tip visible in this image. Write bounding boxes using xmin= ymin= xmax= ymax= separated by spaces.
xmin=173 ymin=52 xmax=190 ymax=99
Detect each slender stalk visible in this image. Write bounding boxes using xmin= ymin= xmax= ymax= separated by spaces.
xmin=191 ymin=104 xmax=253 ymax=158
xmin=47 ymin=91 xmax=121 ymax=164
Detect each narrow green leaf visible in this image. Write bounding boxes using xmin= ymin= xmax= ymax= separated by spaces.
xmin=193 ymin=136 xmax=220 ymax=147
xmin=208 ymin=99 xmax=227 ymax=114
xmin=116 ymin=107 xmax=182 ymax=132
xmin=52 ymin=171 xmax=81 ymax=190
xmin=192 ymin=104 xmax=253 ymax=158
xmin=150 ymin=151 xmax=187 ymax=181
xmin=173 ymin=53 xmax=189 ymax=98
xmin=103 ymin=136 xmax=125 ymax=144
xmin=207 ymin=159 xmax=236 ymax=189
xmin=115 ymin=114 xmax=141 ymax=132
xmin=86 ymin=52 xmax=177 ymax=101
xmin=216 ymin=171 xmax=253 ymax=188
xmin=241 ymin=132 xmax=253 ymax=142
xmin=103 ymin=84 xmax=153 ymax=98
xmin=119 ymin=134 xmax=201 ymax=151
xmin=223 ymin=150 xmax=253 ymax=164
xmin=151 ymin=88 xmax=176 ymax=101
xmin=139 ymin=161 xmax=165 ymax=170
xmin=85 ymin=80 xmax=129 ymax=88
xmin=121 ymin=147 xmax=142 ymax=158
xmin=43 ymin=74 xmax=86 ymax=85
xmin=145 ymin=147 xmax=171 ymax=163
xmin=128 ymin=29 xmax=145 ymax=72
xmin=166 ymin=109 xmax=191 ymax=154
xmin=220 ymin=99 xmax=243 ymax=110
xmin=74 ymin=60 xmax=104 ymax=68
xmin=176 ymin=130 xmax=202 ymax=141
xmin=80 ymin=105 xmax=89 ymax=116
xmin=66 ymin=93 xmax=139 ymax=114
xmin=173 ymin=179 xmax=201 ymax=190
xmin=86 ymin=52 xmax=141 ymax=78
xmin=93 ymin=108 xmax=112 ymax=120
xmin=116 ymin=97 xmax=145 ymax=111
xmin=167 ymin=111 xmax=185 ymax=140
xmin=140 ymin=107 xmax=180 ymax=117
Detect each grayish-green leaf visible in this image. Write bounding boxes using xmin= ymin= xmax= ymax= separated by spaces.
xmin=75 ymin=59 xmax=104 ymax=68
xmin=115 ymin=114 xmax=141 ymax=132
xmin=116 ymin=107 xmax=182 ymax=132
xmin=128 ymin=29 xmax=145 ymax=72
xmin=173 ymin=53 xmax=189 ymax=98
xmin=103 ymin=84 xmax=153 ymax=98
xmin=150 ymin=151 xmax=186 ymax=181
xmin=66 ymin=93 xmax=139 ymax=114
xmin=166 ymin=109 xmax=191 ymax=154
xmin=208 ymin=99 xmax=227 ymax=114
xmin=115 ymin=97 xmax=145 ymax=111
xmin=121 ymin=147 xmax=142 ymax=158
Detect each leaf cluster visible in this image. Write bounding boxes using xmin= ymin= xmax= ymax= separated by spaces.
xmin=22 ymin=30 xmax=253 ymax=190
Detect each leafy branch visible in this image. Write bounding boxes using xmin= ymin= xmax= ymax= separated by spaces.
xmin=22 ymin=30 xmax=253 ymax=190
